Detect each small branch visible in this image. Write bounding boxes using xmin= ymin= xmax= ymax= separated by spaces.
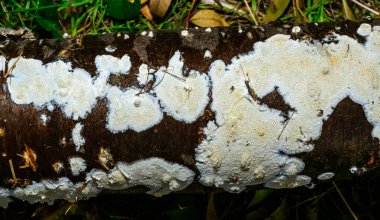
xmin=351 ymin=0 xmax=379 ymax=15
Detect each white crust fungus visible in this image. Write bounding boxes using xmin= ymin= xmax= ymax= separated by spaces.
xmin=69 ymin=157 xmax=87 ymax=176
xmin=0 ymin=56 xmax=5 ymax=72
xmin=137 ymin=64 xmax=154 ymax=85
xmin=291 ymin=26 xmax=301 ymax=34
xmin=72 ymin=123 xmax=85 ymax=151
xmin=196 ymin=23 xmax=380 ymax=192
xmin=106 ymin=86 xmax=163 ymax=133
xmin=317 ymin=172 xmax=335 ymax=180
xmin=357 ymin=23 xmax=372 ymax=36
xmin=6 ymin=55 xmax=131 ymax=121
xmin=4 ymin=24 xmax=380 ymax=201
xmin=181 ymin=30 xmax=189 ymax=36
xmin=264 ymin=175 xmax=311 ymax=189
xmin=0 ymin=158 xmax=194 ymax=207
xmin=40 ymin=114 xmax=48 ymax=125
xmin=154 ymin=51 xmax=210 ymax=123
xmin=204 ymin=50 xmax=212 ymax=58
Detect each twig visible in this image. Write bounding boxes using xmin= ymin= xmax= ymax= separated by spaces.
xmin=3 ymin=51 xmax=23 ymax=78
xmin=351 ymin=0 xmax=379 ymax=15
xmin=332 ymin=181 xmax=358 ymax=220
xmin=9 ymin=159 xmax=17 ymax=188
xmin=185 ymin=0 xmax=197 ymax=28
xmin=243 ymin=0 xmax=258 ymax=25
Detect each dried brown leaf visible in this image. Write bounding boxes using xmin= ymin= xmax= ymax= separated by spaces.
xmin=342 ymin=0 xmax=356 ymax=21
xmin=190 ymin=9 xmax=229 ymax=27
xmin=149 ymin=0 xmax=171 ymax=18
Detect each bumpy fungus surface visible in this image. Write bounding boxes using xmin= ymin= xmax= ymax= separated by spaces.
xmin=0 ymin=23 xmax=380 ymax=207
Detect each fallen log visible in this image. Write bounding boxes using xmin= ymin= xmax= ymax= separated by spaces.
xmin=0 ymin=20 xmax=379 ymax=208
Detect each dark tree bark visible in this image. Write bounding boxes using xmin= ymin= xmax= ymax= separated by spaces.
xmin=0 ymin=20 xmax=379 ymax=207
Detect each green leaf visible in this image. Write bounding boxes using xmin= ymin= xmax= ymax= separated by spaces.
xmin=36 ymin=0 xmax=62 ymax=38
xmin=262 ymin=0 xmax=291 ymax=23
xmin=106 ymin=0 xmax=141 ymax=20
xmin=247 ymin=189 xmax=274 ymax=208
xmin=342 ymin=0 xmax=356 ymax=21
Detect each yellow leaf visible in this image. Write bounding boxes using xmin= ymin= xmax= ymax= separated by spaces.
xmin=140 ymin=4 xmax=153 ymax=21
xmin=293 ymin=0 xmax=308 ymax=23
xmin=190 ymin=9 xmax=229 ymax=27
xmin=149 ymin=0 xmax=171 ymax=18
xmin=262 ymin=0 xmax=291 ymax=23
xmin=342 ymin=0 xmax=356 ymax=21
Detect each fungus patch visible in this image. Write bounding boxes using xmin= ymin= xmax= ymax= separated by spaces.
xmin=69 ymin=156 xmax=87 ymax=176
xmin=154 ymin=51 xmax=210 ymax=123
xmin=264 ymin=175 xmax=311 ymax=189
xmin=40 ymin=114 xmax=48 ymax=125
xmin=137 ymin=64 xmax=154 ymax=85
xmin=0 ymin=158 xmax=194 ymax=207
xmin=105 ymin=45 xmax=117 ymax=53
xmin=6 ymin=54 xmax=132 ymax=120
xmin=0 ymin=56 xmax=5 ymax=72
xmin=72 ymin=123 xmax=85 ymax=151
xmin=181 ymin=30 xmax=189 ymax=37
xmin=106 ymin=86 xmax=163 ymax=133
xmin=204 ymin=50 xmax=212 ymax=59
xmin=196 ymin=24 xmax=380 ymax=192
xmin=317 ymin=172 xmax=335 ymax=180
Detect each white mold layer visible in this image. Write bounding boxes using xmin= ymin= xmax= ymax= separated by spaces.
xmin=0 ymin=56 xmax=5 ymax=72
xmin=69 ymin=157 xmax=87 ymax=176
xmin=72 ymin=123 xmax=85 ymax=151
xmin=264 ymin=175 xmax=311 ymax=189
xmin=106 ymin=86 xmax=163 ymax=133
xmin=137 ymin=64 xmax=154 ymax=85
xmin=196 ymin=24 xmax=380 ymax=192
xmin=154 ymin=51 xmax=210 ymax=123
xmin=317 ymin=172 xmax=335 ymax=180
xmin=6 ymin=55 xmax=131 ymax=120
xmin=0 ymin=158 xmax=194 ymax=208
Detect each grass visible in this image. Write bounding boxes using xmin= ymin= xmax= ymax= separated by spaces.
xmin=1 ymin=0 xmax=380 ymax=38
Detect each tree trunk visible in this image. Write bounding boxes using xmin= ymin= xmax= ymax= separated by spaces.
xmin=0 ymin=20 xmax=379 ymax=208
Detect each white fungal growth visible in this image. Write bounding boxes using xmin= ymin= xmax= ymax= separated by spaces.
xmin=357 ymin=23 xmax=372 ymax=36
xmin=148 ymin=31 xmax=154 ymax=38
xmin=141 ymin=31 xmax=147 ymax=36
xmin=7 ymin=58 xmax=55 ymax=107
xmin=137 ymin=64 xmax=153 ymax=85
xmin=124 ymin=34 xmax=130 ymax=40
xmin=72 ymin=123 xmax=85 ymax=151
xmin=264 ymin=175 xmax=312 ymax=189
xmin=6 ymin=55 xmax=132 ymax=120
xmin=0 ymin=189 xmax=11 ymax=208
xmin=181 ymin=30 xmax=189 ymax=36
xmin=196 ymin=24 xmax=380 ymax=192
xmin=0 ymin=158 xmax=194 ymax=207
xmin=114 ymin=158 xmax=195 ymax=196
xmin=106 ymin=86 xmax=163 ymax=133
xmin=69 ymin=157 xmax=87 ymax=176
xmin=204 ymin=50 xmax=212 ymax=58
xmin=105 ymin=45 xmax=117 ymax=53
xmin=154 ymin=51 xmax=210 ymax=123
xmin=317 ymin=172 xmax=335 ymax=180
xmin=205 ymin=28 xmax=211 ymax=32
xmin=94 ymin=54 xmax=131 ymax=75
xmin=0 ymin=56 xmax=5 ymax=72
xmin=291 ymin=26 xmax=301 ymax=34
xmin=40 ymin=114 xmax=48 ymax=125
